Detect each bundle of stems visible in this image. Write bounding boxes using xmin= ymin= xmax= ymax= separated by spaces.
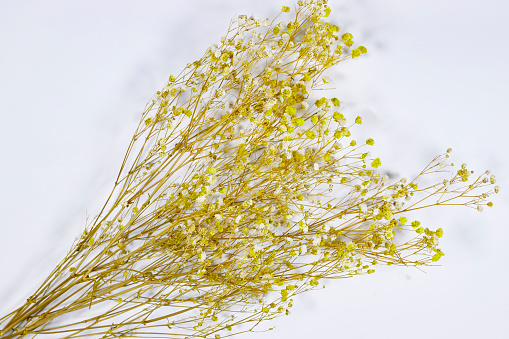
xmin=0 ymin=1 xmax=498 ymax=338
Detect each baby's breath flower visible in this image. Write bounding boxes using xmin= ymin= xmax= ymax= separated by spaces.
xmin=371 ymin=158 xmax=382 ymax=168
xmin=300 ymin=244 xmax=308 ymax=254
xmin=6 ymin=4 xmax=497 ymax=339
xmin=312 ymin=235 xmax=321 ymax=246
xmin=359 ymin=203 xmax=368 ymax=213
xmin=282 ymin=32 xmax=290 ymax=44
xmin=281 ymin=86 xmax=292 ymax=97
xmin=262 ymin=273 xmax=272 ymax=280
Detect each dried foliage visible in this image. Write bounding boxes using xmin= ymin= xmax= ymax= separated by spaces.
xmin=0 ymin=1 xmax=498 ymax=338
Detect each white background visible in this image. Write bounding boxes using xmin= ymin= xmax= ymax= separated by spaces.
xmin=0 ymin=1 xmax=508 ymax=338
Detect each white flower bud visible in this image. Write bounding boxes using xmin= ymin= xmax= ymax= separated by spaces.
xmin=359 ymin=203 xmax=368 ymax=213
xmin=300 ymin=244 xmax=307 ymax=254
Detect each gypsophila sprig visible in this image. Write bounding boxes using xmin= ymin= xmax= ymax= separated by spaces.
xmin=0 ymin=1 xmax=498 ymax=338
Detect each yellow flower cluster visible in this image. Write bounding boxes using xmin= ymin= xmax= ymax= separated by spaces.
xmin=0 ymin=1 xmax=499 ymax=339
